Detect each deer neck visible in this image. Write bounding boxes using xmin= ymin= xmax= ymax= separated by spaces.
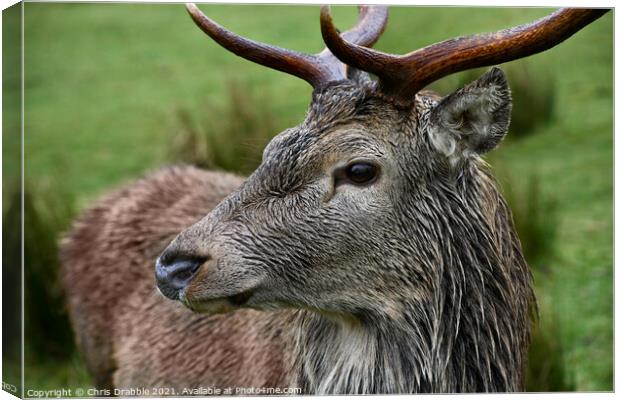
xmin=289 ymin=244 xmax=530 ymax=394
xmin=290 ymin=305 xmax=434 ymax=394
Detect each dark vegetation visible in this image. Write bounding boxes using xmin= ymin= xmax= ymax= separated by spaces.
xmin=3 ymin=181 xmax=77 ymax=361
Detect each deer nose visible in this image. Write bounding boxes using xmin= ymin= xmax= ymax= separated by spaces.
xmin=155 ymin=253 xmax=206 ymax=300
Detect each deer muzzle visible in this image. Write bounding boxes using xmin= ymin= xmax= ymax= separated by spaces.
xmin=155 ymin=253 xmax=207 ymax=300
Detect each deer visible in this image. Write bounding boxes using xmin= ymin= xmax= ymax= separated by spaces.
xmin=60 ymin=4 xmax=607 ymax=394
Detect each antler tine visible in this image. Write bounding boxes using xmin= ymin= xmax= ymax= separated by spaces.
xmin=317 ymin=5 xmax=388 ymax=77
xmin=321 ymin=7 xmax=609 ymax=102
xmin=340 ymin=5 xmax=388 ymax=48
xmin=186 ymin=3 xmax=334 ymax=87
xmin=320 ymin=6 xmax=397 ymax=80
xmin=186 ymin=3 xmax=388 ymax=88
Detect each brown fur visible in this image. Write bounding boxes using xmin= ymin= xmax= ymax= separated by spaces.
xmin=61 ymin=166 xmax=290 ymax=389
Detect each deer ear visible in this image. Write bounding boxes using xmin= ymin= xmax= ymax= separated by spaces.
xmin=428 ymin=67 xmax=512 ymax=163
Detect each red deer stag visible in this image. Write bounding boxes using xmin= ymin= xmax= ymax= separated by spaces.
xmin=61 ymin=4 xmax=607 ymax=394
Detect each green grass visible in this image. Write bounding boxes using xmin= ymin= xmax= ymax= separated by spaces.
xmin=16 ymin=3 xmax=612 ymax=392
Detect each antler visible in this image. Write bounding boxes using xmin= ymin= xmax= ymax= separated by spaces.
xmin=186 ymin=3 xmax=388 ymax=88
xmin=321 ymin=7 xmax=609 ymax=102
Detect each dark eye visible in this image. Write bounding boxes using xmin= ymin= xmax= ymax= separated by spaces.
xmin=345 ymin=162 xmax=378 ymax=185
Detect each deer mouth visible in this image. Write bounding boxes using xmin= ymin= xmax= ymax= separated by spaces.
xmin=179 ymin=288 xmax=256 ymax=314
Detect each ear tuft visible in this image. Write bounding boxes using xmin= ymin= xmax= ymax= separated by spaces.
xmin=428 ymin=67 xmax=512 ymax=163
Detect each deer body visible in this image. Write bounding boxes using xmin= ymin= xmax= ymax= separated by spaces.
xmin=61 ymin=5 xmax=606 ymax=394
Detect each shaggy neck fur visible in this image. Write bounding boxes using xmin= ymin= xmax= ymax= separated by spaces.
xmin=290 ymin=164 xmax=533 ymax=394
xmin=291 ymin=306 xmax=433 ymax=394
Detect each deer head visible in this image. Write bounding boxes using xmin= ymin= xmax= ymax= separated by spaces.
xmin=156 ymin=5 xmax=605 ymax=321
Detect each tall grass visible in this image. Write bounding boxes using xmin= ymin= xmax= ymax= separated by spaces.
xmin=500 ymin=172 xmax=559 ymax=270
xmin=3 ymin=179 xmax=91 ymax=388
xmin=3 ymin=185 xmax=22 ymax=363
xmin=495 ymin=171 xmax=570 ymax=391
xmin=505 ymin=64 xmax=555 ymax=139
xmin=6 ymin=181 xmax=78 ymax=363
xmin=169 ymin=80 xmax=280 ymax=174
xmin=526 ymin=302 xmax=576 ymax=392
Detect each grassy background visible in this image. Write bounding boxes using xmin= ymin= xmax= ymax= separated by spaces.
xmin=9 ymin=3 xmax=611 ymax=393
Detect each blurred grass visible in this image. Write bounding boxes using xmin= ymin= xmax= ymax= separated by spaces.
xmin=17 ymin=3 xmax=612 ymax=392
xmin=498 ymin=172 xmax=559 ymax=271
xmin=22 ymin=181 xmax=76 ymax=361
xmin=169 ymin=79 xmax=278 ymax=174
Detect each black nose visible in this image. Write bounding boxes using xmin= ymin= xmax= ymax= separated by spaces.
xmin=155 ymin=253 xmax=205 ymax=300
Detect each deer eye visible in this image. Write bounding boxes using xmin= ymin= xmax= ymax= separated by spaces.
xmin=341 ymin=162 xmax=379 ymax=186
